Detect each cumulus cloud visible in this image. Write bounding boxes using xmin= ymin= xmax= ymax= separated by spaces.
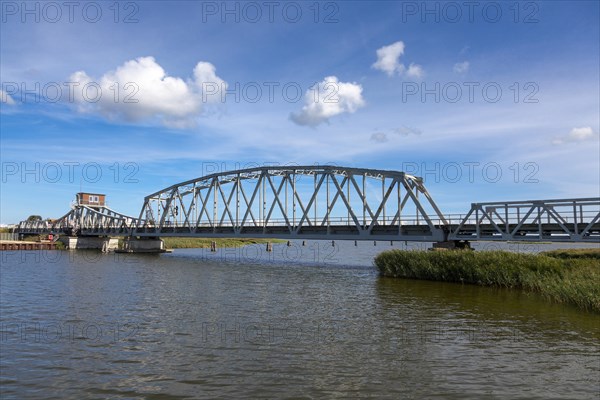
xmin=1 ymin=89 xmax=16 ymax=105
xmin=406 ymin=63 xmax=425 ymax=79
xmin=453 ymin=61 xmax=470 ymax=73
xmin=552 ymin=127 xmax=598 ymax=145
xmin=290 ymin=76 xmax=365 ymax=127
xmin=372 ymin=41 xmax=405 ymax=76
xmin=372 ymin=41 xmax=424 ymax=79
xmin=67 ymin=56 xmax=227 ymax=128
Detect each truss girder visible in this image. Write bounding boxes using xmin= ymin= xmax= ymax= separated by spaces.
xmin=17 ymin=205 xmax=142 ymax=236
xmin=133 ymin=166 xmax=448 ymax=240
xmin=449 ymin=198 xmax=600 ymax=242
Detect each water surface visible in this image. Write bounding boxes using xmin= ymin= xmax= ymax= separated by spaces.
xmin=1 ymin=241 xmax=598 ymax=399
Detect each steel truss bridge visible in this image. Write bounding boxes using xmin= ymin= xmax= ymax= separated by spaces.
xmin=17 ymin=166 xmax=600 ymax=243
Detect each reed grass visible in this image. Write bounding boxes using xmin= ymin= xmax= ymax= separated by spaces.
xmin=375 ymin=250 xmax=600 ymax=313
xmin=541 ymin=248 xmax=600 ymax=260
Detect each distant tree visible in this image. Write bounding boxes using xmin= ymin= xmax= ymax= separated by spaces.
xmin=27 ymin=215 xmax=42 ymax=222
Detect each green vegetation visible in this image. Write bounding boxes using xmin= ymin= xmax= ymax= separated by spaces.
xmin=541 ymin=248 xmax=600 ymax=260
xmin=18 ymin=234 xmax=55 ymax=243
xmin=162 ymin=237 xmax=286 ymax=249
xmin=21 ymin=234 xmax=42 ymax=242
xmin=375 ymin=250 xmax=600 ymax=313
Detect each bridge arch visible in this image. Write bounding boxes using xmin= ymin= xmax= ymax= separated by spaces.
xmin=134 ymin=165 xmax=449 ymax=241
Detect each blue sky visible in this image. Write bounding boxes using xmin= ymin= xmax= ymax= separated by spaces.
xmin=1 ymin=0 xmax=599 ymax=224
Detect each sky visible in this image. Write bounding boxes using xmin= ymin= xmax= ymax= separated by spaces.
xmin=1 ymin=0 xmax=599 ymax=224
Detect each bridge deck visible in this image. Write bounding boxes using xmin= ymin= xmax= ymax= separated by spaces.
xmin=16 ymin=221 xmax=600 ymax=242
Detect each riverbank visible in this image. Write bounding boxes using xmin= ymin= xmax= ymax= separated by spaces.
xmin=161 ymin=237 xmax=286 ymax=249
xmin=5 ymin=235 xmax=283 ymax=251
xmin=0 ymin=240 xmax=60 ymax=250
xmin=374 ymin=249 xmax=600 ymax=313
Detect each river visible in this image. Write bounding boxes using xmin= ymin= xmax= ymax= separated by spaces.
xmin=1 ymin=241 xmax=598 ymax=399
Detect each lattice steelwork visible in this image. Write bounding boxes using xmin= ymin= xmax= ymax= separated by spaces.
xmin=449 ymin=198 xmax=600 ymax=242
xmin=134 ymin=166 xmax=448 ymax=241
xmin=18 ymin=204 xmax=138 ymax=236
xmin=15 ymin=166 xmax=600 ymax=243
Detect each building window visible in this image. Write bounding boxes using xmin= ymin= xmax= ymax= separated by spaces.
xmin=89 ymin=195 xmax=99 ymax=203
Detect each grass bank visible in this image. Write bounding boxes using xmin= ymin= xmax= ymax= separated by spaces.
xmin=161 ymin=237 xmax=286 ymax=249
xmin=374 ymin=250 xmax=600 ymax=313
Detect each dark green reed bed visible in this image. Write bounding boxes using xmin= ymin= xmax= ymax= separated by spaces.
xmin=375 ymin=249 xmax=600 ymax=312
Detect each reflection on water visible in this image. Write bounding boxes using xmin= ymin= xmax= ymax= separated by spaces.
xmin=1 ymin=241 xmax=598 ymax=399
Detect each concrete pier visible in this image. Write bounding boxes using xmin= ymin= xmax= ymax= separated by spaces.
xmin=59 ymin=236 xmax=119 ymax=251
xmin=117 ymin=237 xmax=169 ymax=253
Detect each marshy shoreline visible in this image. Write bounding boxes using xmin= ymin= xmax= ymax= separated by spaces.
xmin=375 ymin=248 xmax=600 ymax=313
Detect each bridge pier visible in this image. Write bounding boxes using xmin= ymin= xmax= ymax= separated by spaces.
xmin=59 ymin=236 xmax=119 ymax=252
xmin=117 ymin=237 xmax=169 ymax=253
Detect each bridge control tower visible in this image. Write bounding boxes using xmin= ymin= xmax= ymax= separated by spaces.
xmin=76 ymin=192 xmax=106 ymax=207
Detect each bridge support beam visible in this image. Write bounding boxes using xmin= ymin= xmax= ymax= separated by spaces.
xmin=118 ymin=237 xmax=168 ymax=253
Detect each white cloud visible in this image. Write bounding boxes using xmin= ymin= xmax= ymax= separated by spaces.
xmin=372 ymin=41 xmax=405 ymax=76
xmin=372 ymin=41 xmax=425 ymax=79
xmin=567 ymin=126 xmax=595 ymax=140
xmin=406 ymin=63 xmax=425 ymax=79
xmin=1 ymin=89 xmax=16 ymax=105
xmin=453 ymin=61 xmax=470 ymax=74
xmin=552 ymin=127 xmax=597 ymax=145
xmin=290 ymin=76 xmax=365 ymax=127
xmin=67 ymin=56 xmax=227 ymax=128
